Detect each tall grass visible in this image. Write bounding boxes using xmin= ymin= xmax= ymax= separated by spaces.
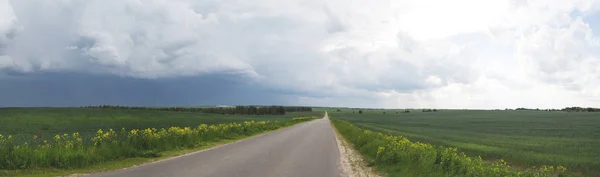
xmin=331 ymin=118 xmax=579 ymax=177
xmin=0 ymin=117 xmax=316 ymax=170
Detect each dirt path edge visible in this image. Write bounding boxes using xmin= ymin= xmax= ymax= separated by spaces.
xmin=331 ymin=121 xmax=381 ymax=177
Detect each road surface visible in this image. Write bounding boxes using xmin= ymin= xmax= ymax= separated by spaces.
xmin=87 ymin=112 xmax=341 ymax=177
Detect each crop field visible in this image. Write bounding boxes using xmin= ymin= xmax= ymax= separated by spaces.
xmin=0 ymin=108 xmax=322 ymax=143
xmin=332 ymin=118 xmax=572 ymax=177
xmin=0 ymin=107 xmax=321 ymax=176
xmin=327 ymin=109 xmax=600 ymax=176
xmin=0 ymin=117 xmax=317 ymax=170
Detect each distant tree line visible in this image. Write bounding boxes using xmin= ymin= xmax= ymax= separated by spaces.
xmin=204 ymin=106 xmax=286 ymax=115
xmin=512 ymin=107 xmax=600 ymax=112
xmin=285 ymin=106 xmax=312 ymax=112
xmin=514 ymin=108 xmax=542 ymax=111
xmin=421 ymin=109 xmax=437 ymax=112
xmin=350 ymin=109 xmax=435 ymax=114
xmin=82 ymin=105 xmax=313 ymax=115
xmin=561 ymin=107 xmax=600 ymax=112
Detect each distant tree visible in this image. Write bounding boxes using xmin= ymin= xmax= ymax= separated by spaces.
xmin=383 ymin=112 xmax=386 ymax=114
xmin=358 ymin=110 xmax=363 ymax=114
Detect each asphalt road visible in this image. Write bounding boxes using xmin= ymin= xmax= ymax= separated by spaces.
xmin=87 ymin=112 xmax=342 ymax=177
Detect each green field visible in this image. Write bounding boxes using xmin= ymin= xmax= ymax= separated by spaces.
xmin=326 ymin=108 xmax=600 ymax=176
xmin=0 ymin=108 xmax=322 ymax=143
xmin=0 ymin=107 xmax=322 ymax=176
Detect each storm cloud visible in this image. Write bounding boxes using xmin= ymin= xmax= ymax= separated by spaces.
xmin=1 ymin=0 xmax=600 ymax=108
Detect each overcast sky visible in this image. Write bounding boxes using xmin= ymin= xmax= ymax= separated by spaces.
xmin=1 ymin=0 xmax=600 ymax=109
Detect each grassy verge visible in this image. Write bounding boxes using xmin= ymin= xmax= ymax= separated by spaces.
xmin=331 ymin=120 xmax=381 ymax=177
xmin=330 ymin=117 xmax=580 ymax=177
xmin=0 ymin=108 xmax=323 ymax=143
xmin=0 ymin=117 xmax=318 ymax=177
xmin=1 ymin=139 xmax=237 ymax=177
xmin=326 ymin=109 xmax=600 ymax=175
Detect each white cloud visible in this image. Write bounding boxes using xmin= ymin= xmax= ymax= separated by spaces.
xmin=1 ymin=0 xmax=600 ymax=108
xmin=392 ymin=0 xmax=510 ymax=40
xmin=0 ymin=0 xmax=16 ymax=33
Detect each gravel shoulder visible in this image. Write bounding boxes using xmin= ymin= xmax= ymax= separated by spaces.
xmin=332 ymin=121 xmax=381 ymax=177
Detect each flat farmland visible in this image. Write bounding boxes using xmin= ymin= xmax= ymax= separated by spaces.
xmin=0 ymin=107 xmax=322 ymax=143
xmin=328 ymin=109 xmax=600 ymax=176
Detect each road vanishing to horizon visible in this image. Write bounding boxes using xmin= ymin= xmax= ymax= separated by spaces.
xmin=4 ymin=0 xmax=599 ymax=175
xmin=87 ymin=112 xmax=342 ymax=177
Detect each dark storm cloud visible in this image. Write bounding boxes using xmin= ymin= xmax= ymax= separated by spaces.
xmin=0 ymin=72 xmax=290 ymax=107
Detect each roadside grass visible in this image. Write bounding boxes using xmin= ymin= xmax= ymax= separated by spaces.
xmin=328 ymin=109 xmax=599 ymax=176
xmin=0 ymin=108 xmax=323 ymax=176
xmin=331 ymin=120 xmax=381 ymax=177
xmin=0 ymin=107 xmax=321 ymax=143
xmin=331 ymin=118 xmax=578 ymax=177
xmin=0 ymin=118 xmax=317 ymax=170
xmin=0 ymin=127 xmax=287 ymax=177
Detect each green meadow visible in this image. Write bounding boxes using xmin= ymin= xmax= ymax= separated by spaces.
xmin=0 ymin=107 xmax=321 ymax=176
xmin=0 ymin=107 xmax=321 ymax=143
xmin=325 ymin=108 xmax=600 ymax=176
